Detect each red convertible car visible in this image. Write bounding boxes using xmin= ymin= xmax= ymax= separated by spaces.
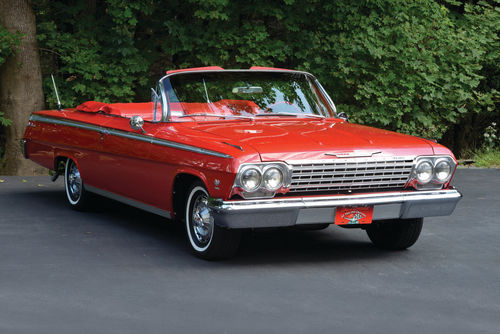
xmin=22 ymin=66 xmax=462 ymax=259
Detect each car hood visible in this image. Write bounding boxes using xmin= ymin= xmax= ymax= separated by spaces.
xmin=186 ymin=119 xmax=436 ymax=161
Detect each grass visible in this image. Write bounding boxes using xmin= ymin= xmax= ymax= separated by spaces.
xmin=472 ymin=148 xmax=500 ymax=168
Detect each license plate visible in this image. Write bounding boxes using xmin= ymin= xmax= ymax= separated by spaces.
xmin=335 ymin=206 xmax=374 ymax=225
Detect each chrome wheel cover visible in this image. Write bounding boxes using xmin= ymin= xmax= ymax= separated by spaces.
xmin=191 ymin=194 xmax=214 ymax=245
xmin=67 ymin=161 xmax=82 ymax=202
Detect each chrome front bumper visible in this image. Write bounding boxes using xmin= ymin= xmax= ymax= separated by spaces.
xmin=208 ymin=189 xmax=462 ymax=229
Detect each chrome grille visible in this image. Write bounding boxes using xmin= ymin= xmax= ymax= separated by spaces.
xmin=289 ymin=157 xmax=414 ymax=193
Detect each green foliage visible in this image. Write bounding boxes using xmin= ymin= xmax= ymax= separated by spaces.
xmin=0 ymin=111 xmax=12 ymax=126
xmin=306 ymin=0 xmax=498 ymax=140
xmin=473 ymin=148 xmax=500 ymax=168
xmin=0 ymin=25 xmax=23 ymax=127
xmin=35 ymin=0 xmax=152 ymax=107
xmin=483 ymin=122 xmax=499 ymax=149
xmin=0 ymin=25 xmax=22 ymax=65
xmin=31 ymin=0 xmax=499 ymax=156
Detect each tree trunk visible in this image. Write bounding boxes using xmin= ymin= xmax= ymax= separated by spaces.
xmin=0 ymin=0 xmax=46 ymax=175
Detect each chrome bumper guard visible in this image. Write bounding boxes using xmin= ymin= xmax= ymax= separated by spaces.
xmin=208 ymin=189 xmax=462 ymax=229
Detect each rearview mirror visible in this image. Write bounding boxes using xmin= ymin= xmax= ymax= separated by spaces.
xmin=232 ymin=86 xmax=263 ymax=94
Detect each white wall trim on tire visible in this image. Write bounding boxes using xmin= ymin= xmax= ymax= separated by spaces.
xmin=65 ymin=158 xmax=81 ymax=205
xmin=186 ymin=186 xmax=214 ymax=253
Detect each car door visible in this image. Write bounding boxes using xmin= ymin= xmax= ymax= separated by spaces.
xmin=95 ymin=85 xmax=166 ymax=208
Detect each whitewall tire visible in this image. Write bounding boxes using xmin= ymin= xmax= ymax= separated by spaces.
xmin=185 ymin=181 xmax=241 ymax=260
xmin=64 ymin=158 xmax=91 ymax=210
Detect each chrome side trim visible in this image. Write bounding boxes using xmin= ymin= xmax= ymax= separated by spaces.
xmin=29 ymin=114 xmax=232 ymax=158
xmin=209 ymin=189 xmax=462 ymax=211
xmin=31 ymin=114 xmax=102 ymax=132
xmin=85 ymin=185 xmax=171 ymax=219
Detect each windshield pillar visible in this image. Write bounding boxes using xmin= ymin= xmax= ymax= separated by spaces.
xmin=158 ymin=80 xmax=168 ymax=121
xmin=315 ymin=80 xmax=337 ymax=115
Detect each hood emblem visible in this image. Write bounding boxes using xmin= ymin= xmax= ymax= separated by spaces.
xmin=325 ymin=151 xmax=382 ymax=158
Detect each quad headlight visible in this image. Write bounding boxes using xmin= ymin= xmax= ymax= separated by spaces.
xmin=415 ymin=160 xmax=433 ymax=183
xmin=434 ymin=159 xmax=452 ymax=182
xmin=240 ymin=167 xmax=262 ymax=192
xmin=263 ymin=167 xmax=283 ymax=191
xmin=234 ymin=163 xmax=290 ymax=198
xmin=412 ymin=156 xmax=456 ymax=189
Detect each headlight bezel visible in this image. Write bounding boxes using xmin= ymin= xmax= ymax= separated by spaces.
xmin=410 ymin=156 xmax=456 ymax=190
xmin=233 ymin=162 xmax=291 ymax=199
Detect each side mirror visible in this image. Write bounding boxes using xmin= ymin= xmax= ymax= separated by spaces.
xmin=130 ymin=115 xmax=145 ymax=133
xmin=337 ymin=112 xmax=348 ymax=122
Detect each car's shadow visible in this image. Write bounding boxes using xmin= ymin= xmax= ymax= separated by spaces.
xmin=19 ymin=187 xmax=402 ymax=265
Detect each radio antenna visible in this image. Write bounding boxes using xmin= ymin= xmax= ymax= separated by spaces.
xmin=51 ymin=74 xmax=62 ymax=111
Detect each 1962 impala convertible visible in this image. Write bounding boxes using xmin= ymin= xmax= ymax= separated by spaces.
xmin=22 ymin=66 xmax=462 ymax=259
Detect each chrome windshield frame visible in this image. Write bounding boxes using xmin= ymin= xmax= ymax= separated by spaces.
xmin=158 ymin=69 xmax=338 ymax=122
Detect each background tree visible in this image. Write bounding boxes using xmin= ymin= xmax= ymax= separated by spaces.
xmin=0 ymin=0 xmax=498 ymax=175
xmin=0 ymin=0 xmax=45 ymax=175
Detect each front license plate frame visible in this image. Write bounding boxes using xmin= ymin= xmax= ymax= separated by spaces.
xmin=335 ymin=206 xmax=374 ymax=225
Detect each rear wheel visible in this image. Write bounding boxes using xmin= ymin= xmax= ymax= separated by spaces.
xmin=366 ymin=218 xmax=423 ymax=250
xmin=185 ymin=181 xmax=241 ymax=260
xmin=64 ymin=158 xmax=91 ymax=210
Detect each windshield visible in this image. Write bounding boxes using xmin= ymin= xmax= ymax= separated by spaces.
xmin=161 ymin=71 xmax=335 ymax=121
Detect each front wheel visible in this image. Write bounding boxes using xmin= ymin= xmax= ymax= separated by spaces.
xmin=185 ymin=182 xmax=241 ymax=260
xmin=366 ymin=218 xmax=423 ymax=250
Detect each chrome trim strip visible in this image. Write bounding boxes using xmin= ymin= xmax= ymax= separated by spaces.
xmin=85 ymin=185 xmax=171 ymax=219
xmin=314 ymin=79 xmax=337 ymax=115
xmin=29 ymin=114 xmax=232 ymax=158
xmin=30 ymin=114 xmax=102 ymax=132
xmin=159 ymin=69 xmax=315 ymax=82
xmin=324 ymin=151 xmax=382 ymax=158
xmin=209 ymin=189 xmax=462 ymax=211
xmin=221 ymin=141 xmax=244 ymax=151
xmin=286 ymin=156 xmax=416 ymax=165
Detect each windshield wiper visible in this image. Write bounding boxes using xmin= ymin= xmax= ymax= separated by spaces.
xmin=177 ymin=113 xmax=253 ymax=120
xmin=255 ymin=112 xmax=324 ymax=118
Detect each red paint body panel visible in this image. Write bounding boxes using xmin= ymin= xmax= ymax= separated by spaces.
xmin=187 ymin=118 xmax=440 ymax=161
xmin=23 ymin=70 xmax=456 ymax=219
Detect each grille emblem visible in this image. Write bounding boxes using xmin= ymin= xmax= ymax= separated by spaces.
xmin=324 ymin=151 xmax=382 ymax=158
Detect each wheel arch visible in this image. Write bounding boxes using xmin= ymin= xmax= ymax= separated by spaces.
xmin=172 ymin=172 xmax=208 ymax=221
xmin=53 ymin=150 xmax=80 ymax=171
xmin=54 ymin=155 xmax=68 ymax=174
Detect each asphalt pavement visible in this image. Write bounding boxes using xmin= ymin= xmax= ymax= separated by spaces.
xmin=0 ymin=169 xmax=499 ymax=334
